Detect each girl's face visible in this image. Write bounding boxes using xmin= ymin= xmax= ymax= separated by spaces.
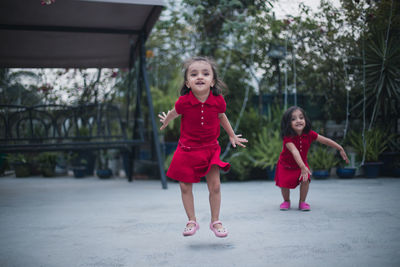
xmin=290 ymin=109 xmax=306 ymax=135
xmin=185 ymin=61 xmax=215 ymax=96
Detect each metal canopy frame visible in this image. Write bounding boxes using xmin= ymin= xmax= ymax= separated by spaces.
xmin=0 ymin=0 xmax=167 ymax=189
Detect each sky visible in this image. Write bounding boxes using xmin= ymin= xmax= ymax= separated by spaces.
xmin=272 ymin=0 xmax=341 ymax=19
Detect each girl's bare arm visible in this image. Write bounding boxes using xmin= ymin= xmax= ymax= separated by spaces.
xmin=316 ymin=135 xmax=349 ymax=163
xmin=286 ymin=142 xmax=311 ymax=181
xmin=158 ymin=108 xmax=179 ymax=130
xmin=219 ymin=113 xmax=248 ymax=148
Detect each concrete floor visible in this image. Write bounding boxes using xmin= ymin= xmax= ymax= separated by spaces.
xmin=0 ymin=176 xmax=399 ymax=267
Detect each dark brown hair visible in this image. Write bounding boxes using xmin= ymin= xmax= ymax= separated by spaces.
xmin=280 ymin=106 xmax=312 ymax=138
xmin=180 ymin=56 xmax=227 ymax=96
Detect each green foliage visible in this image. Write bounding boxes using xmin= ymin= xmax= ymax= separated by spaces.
xmin=251 ymin=128 xmax=281 ymax=169
xmin=0 ymin=69 xmax=42 ymax=105
xmin=227 ymin=151 xmax=253 ymax=181
xmin=67 ymin=152 xmax=88 ymax=166
xmin=97 ymin=149 xmax=112 ymax=169
xmin=347 ymin=128 xmax=391 ymax=162
xmin=38 ymin=152 xmax=58 ymax=168
xmin=308 ymin=144 xmax=338 ymax=170
xmin=5 ymin=153 xmax=27 ymax=164
xmin=356 ymin=29 xmax=400 ymax=125
xmin=164 ymin=153 xmax=174 ymax=172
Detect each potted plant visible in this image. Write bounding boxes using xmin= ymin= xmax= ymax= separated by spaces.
xmin=38 ymin=152 xmax=58 ymax=177
xmin=251 ymin=128 xmax=282 ymax=180
xmin=392 ymin=155 xmax=400 ymax=177
xmin=5 ymin=153 xmax=31 ymax=177
xmin=348 ymin=128 xmax=391 ymax=178
xmin=308 ymin=145 xmax=338 ymax=179
xmin=68 ymin=152 xmax=88 ymax=178
xmin=96 ymin=149 xmax=113 ymax=179
xmin=336 ymin=164 xmax=356 ymax=178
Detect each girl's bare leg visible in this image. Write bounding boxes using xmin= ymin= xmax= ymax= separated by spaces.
xmin=281 ymin=187 xmax=290 ymax=202
xmin=299 ymin=180 xmax=309 ymax=203
xmin=180 ymin=182 xmax=196 ymax=227
xmin=206 ymin=165 xmax=222 ymax=229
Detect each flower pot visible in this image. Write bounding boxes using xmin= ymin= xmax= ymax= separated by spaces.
xmin=391 ymin=168 xmax=400 ymax=177
xmin=336 ymin=167 xmax=356 ymax=178
xmin=266 ymin=166 xmax=276 ymax=180
xmin=41 ymin=166 xmax=56 ymax=177
xmin=312 ymin=170 xmax=330 ymax=179
xmin=12 ymin=162 xmax=31 ymax=177
xmin=96 ymin=169 xmax=113 ymax=179
xmin=363 ymin=162 xmax=383 ymax=178
xmin=73 ymin=166 xmax=86 ymax=178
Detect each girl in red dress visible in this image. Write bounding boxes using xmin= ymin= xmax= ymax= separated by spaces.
xmin=159 ymin=56 xmax=247 ymax=237
xmin=275 ymin=106 xmax=349 ymax=211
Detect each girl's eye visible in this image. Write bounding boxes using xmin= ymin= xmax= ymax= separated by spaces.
xmin=190 ymin=73 xmax=197 ymax=77
xmin=204 ymin=73 xmax=209 ymax=76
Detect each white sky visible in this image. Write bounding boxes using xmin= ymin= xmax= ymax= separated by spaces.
xmin=272 ymin=0 xmax=341 ymax=19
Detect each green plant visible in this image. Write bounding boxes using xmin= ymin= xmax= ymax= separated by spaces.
xmin=164 ymin=153 xmax=174 ymax=172
xmin=67 ymin=152 xmax=88 ymax=167
xmin=38 ymin=152 xmax=58 ymax=177
xmin=97 ymin=149 xmax=111 ymax=170
xmin=251 ymin=128 xmax=282 ymax=169
xmin=226 ymin=151 xmax=253 ymax=181
xmin=347 ymin=128 xmax=391 ymax=162
xmin=38 ymin=152 xmax=57 ymax=168
xmin=5 ymin=153 xmax=30 ymax=177
xmin=5 ymin=153 xmax=27 ymax=164
xmin=308 ymin=145 xmax=338 ymax=171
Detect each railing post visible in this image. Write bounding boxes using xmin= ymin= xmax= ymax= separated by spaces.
xmin=140 ymin=33 xmax=167 ymax=189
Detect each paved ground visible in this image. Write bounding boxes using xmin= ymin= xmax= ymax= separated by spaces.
xmin=0 ymin=176 xmax=399 ymax=267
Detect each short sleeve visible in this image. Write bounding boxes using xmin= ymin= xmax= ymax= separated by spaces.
xmin=174 ymin=97 xmax=184 ymax=115
xmin=283 ymin=136 xmax=294 ymax=145
xmin=216 ymin=95 xmax=226 ymax=113
xmin=309 ymin=130 xmax=318 ymax=141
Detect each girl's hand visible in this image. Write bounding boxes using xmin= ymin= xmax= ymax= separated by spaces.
xmin=229 ymin=134 xmax=248 ymax=148
xmin=340 ymin=149 xmax=350 ymax=164
xmin=299 ymin=167 xmax=311 ymax=182
xmin=158 ymin=111 xmax=169 ymax=130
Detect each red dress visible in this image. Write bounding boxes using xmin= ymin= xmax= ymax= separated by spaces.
xmin=166 ymin=91 xmax=231 ymax=183
xmin=274 ymin=130 xmax=318 ymax=189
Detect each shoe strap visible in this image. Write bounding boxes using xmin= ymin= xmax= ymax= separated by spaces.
xmin=186 ymin=220 xmax=198 ymax=227
xmin=211 ymin=220 xmax=222 ymax=227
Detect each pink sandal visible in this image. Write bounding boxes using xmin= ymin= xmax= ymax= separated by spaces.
xmin=183 ymin=220 xmax=199 ymax=236
xmin=299 ymin=202 xmax=311 ymax=211
xmin=209 ymin=221 xmax=228 ymax=238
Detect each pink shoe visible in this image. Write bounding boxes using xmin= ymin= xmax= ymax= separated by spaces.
xmin=183 ymin=220 xmax=199 ymax=236
xmin=280 ymin=201 xmax=290 ymax=210
xmin=210 ymin=221 xmax=228 ymax=238
xmin=299 ymin=202 xmax=310 ymax=211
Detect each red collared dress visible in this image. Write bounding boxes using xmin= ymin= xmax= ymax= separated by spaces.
xmin=166 ymin=91 xmax=231 ymax=183
xmin=274 ymin=130 xmax=318 ymax=189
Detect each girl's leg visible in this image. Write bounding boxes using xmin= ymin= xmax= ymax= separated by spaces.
xmin=299 ymin=180 xmax=310 ymax=203
xmin=180 ymin=182 xmax=196 ymax=226
xmin=206 ymin=165 xmax=223 ymax=229
xmin=281 ymin=187 xmax=290 ymax=202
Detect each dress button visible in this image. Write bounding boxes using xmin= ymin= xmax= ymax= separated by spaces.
xmin=201 ymin=122 xmax=204 ymax=125
xmin=201 ymin=117 xmax=204 ymax=119
xmin=201 ymin=110 xmax=204 ymax=113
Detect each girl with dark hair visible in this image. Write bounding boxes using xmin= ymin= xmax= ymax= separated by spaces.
xmin=275 ymin=106 xmax=349 ymax=211
xmin=159 ymin=56 xmax=247 ymax=237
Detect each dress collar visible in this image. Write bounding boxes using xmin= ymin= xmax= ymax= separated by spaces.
xmin=188 ymin=90 xmax=217 ymax=106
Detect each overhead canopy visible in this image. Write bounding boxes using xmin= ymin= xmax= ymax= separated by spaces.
xmin=0 ymin=0 xmax=164 ymax=68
